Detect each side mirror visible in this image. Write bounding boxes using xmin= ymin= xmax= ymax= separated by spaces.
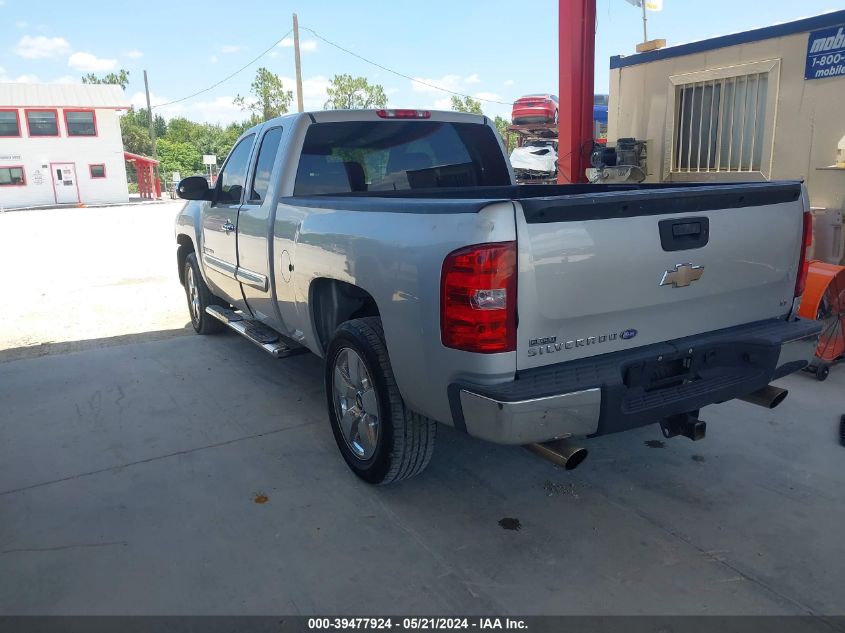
xmin=177 ymin=176 xmax=212 ymax=201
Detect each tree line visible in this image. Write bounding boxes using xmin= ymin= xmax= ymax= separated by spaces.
xmin=83 ymin=68 xmax=514 ymax=182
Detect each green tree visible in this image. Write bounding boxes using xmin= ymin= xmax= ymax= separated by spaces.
xmin=122 ymin=107 xmax=167 ymax=138
xmin=157 ymin=138 xmax=203 ymax=179
xmin=120 ymin=108 xmax=153 ymax=157
xmin=164 ymin=117 xmax=246 ymax=164
xmin=450 ymin=95 xmax=483 ymax=115
xmin=81 ymin=69 xmax=131 ymax=90
xmin=493 ymin=115 xmax=515 ymax=152
xmin=324 ymin=74 xmax=387 ymax=110
xmin=233 ymin=67 xmax=293 ymax=123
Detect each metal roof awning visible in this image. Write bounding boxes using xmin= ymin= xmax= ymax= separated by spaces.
xmin=124 ymin=152 xmax=160 ymax=199
xmin=0 ymin=82 xmax=130 ymax=109
xmin=123 ymin=151 xmax=159 ymax=165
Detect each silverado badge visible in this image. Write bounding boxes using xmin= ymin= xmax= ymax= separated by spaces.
xmin=660 ymin=263 xmax=704 ymax=288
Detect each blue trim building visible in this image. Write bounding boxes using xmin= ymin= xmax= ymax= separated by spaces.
xmin=607 ymin=10 xmax=845 ymax=263
xmin=610 ymin=9 xmax=845 ymax=70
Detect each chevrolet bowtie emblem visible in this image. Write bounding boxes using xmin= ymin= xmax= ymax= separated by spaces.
xmin=660 ymin=263 xmax=704 ymax=288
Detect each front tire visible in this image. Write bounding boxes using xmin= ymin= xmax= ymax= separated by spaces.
xmin=183 ymin=252 xmax=225 ymax=335
xmin=325 ymin=317 xmax=436 ymax=484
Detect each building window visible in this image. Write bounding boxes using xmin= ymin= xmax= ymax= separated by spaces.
xmin=25 ymin=109 xmax=59 ymax=137
xmin=90 ymin=164 xmax=106 ymax=178
xmin=65 ymin=110 xmax=97 ymax=137
xmin=0 ymin=166 xmax=26 ymax=186
xmin=0 ymin=110 xmax=21 ymax=137
xmin=668 ymin=60 xmax=779 ymax=177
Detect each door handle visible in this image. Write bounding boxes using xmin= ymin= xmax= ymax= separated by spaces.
xmin=222 ymin=221 xmax=235 ymax=233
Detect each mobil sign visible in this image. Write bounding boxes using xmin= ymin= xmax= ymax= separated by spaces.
xmin=805 ymin=25 xmax=845 ymax=79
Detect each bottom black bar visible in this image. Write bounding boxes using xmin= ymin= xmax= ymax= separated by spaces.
xmin=0 ymin=616 xmax=842 ymax=633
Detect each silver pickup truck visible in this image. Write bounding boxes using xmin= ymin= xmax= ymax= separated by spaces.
xmin=175 ymin=108 xmax=820 ymax=484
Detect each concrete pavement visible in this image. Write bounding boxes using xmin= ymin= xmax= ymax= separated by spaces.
xmin=1 ymin=204 xmax=844 ymax=615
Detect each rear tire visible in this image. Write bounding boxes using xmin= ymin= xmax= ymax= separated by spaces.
xmin=183 ymin=252 xmax=225 ymax=335
xmin=325 ymin=317 xmax=436 ymax=484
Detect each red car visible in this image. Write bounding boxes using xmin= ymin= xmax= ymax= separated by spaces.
xmin=512 ymin=94 xmax=558 ymax=125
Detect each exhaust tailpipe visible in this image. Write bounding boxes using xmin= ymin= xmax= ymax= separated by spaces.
xmin=738 ymin=385 xmax=789 ymax=409
xmin=526 ymin=439 xmax=588 ymax=471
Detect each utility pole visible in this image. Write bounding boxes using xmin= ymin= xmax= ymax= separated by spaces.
xmin=143 ymin=69 xmax=160 ymax=198
xmin=641 ymin=1 xmax=648 ymax=43
xmin=293 ymin=13 xmax=304 ymax=113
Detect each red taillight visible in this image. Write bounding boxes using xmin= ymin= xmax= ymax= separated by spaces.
xmin=441 ymin=242 xmax=517 ymax=353
xmin=795 ymin=211 xmax=813 ymax=297
xmin=376 ymin=109 xmax=431 ymax=119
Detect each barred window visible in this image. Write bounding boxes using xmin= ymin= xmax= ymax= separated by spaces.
xmin=670 ymin=63 xmax=776 ymax=175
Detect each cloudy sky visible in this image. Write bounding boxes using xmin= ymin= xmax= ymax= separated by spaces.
xmin=0 ymin=0 xmax=841 ymax=124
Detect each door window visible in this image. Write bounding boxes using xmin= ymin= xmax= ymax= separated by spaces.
xmin=216 ymin=134 xmax=255 ymax=204
xmin=249 ymin=127 xmax=283 ymax=202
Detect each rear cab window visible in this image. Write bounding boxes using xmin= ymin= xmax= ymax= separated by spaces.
xmin=293 ymin=121 xmax=510 ymax=195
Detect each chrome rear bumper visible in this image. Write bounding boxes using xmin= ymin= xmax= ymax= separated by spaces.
xmin=452 ymin=318 xmax=821 ymax=445
xmin=458 ymin=388 xmax=601 ymax=445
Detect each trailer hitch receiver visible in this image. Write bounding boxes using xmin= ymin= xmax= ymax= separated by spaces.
xmin=660 ymin=412 xmax=706 ymax=441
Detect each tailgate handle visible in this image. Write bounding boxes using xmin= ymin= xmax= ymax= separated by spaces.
xmin=659 ymin=217 xmax=709 ymax=251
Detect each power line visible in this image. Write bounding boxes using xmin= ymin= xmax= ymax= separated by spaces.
xmin=300 ymin=25 xmax=515 ymax=107
xmin=152 ymin=30 xmax=293 ymax=109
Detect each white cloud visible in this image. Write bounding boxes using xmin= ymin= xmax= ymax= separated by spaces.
xmin=464 ymin=73 xmax=481 ymax=84
xmin=68 ymin=51 xmax=117 ymax=72
xmin=503 ymin=79 xmax=514 ymax=86
xmin=126 ymin=50 xmax=144 ymax=59
xmin=54 ymin=75 xmax=78 ymax=84
xmin=15 ymin=20 xmax=28 ymax=29
xmin=432 ymin=98 xmax=452 ymax=110
xmin=127 ymin=74 xmax=330 ymax=124
xmin=129 ymin=90 xmax=249 ymax=125
xmin=221 ymin=45 xmax=241 ymax=54
xmin=410 ymin=74 xmax=462 ymax=94
xmin=474 ymin=91 xmax=502 ymax=102
xmin=14 ymin=35 xmax=71 ymax=59
xmin=279 ymin=74 xmax=330 ymax=110
xmin=209 ymin=55 xmax=218 ymax=63
xmin=278 ymin=37 xmax=317 ymax=52
xmin=0 ymin=66 xmax=45 ymax=84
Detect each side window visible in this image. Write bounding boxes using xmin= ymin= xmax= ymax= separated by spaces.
xmin=249 ymin=127 xmax=283 ymax=202
xmin=216 ymin=134 xmax=255 ymax=204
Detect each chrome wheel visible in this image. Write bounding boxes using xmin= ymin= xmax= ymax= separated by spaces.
xmin=186 ymin=265 xmax=201 ymax=325
xmin=332 ymin=347 xmax=380 ymax=460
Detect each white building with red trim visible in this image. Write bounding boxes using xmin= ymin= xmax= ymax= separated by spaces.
xmin=0 ymin=82 xmax=130 ymax=209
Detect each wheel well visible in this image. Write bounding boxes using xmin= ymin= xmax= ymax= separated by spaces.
xmin=311 ymin=279 xmax=380 ymax=353
xmin=176 ymin=234 xmax=194 ymax=285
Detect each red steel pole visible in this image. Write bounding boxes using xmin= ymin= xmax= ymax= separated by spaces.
xmin=558 ymin=0 xmax=596 ymax=184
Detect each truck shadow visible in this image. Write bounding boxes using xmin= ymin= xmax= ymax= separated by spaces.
xmin=0 ymin=325 xmax=196 ymax=364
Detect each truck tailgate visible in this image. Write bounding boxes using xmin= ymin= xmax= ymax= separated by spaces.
xmin=514 ymin=182 xmax=805 ymax=371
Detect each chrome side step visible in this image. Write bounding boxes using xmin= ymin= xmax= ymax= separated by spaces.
xmin=205 ymin=305 xmax=308 ymax=359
